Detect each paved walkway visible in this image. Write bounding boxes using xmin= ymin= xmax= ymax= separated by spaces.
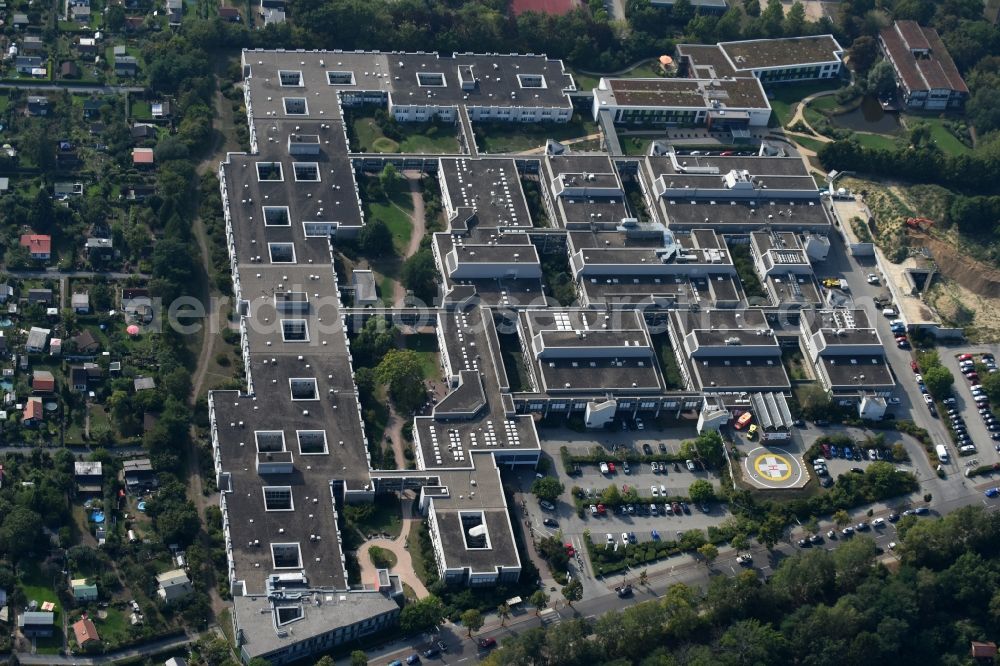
xmin=356 ymin=494 xmax=430 ymax=597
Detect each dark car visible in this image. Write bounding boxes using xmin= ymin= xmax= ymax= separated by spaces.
xmin=798 ymin=539 xmax=811 ymax=548
xmin=888 ymin=513 xmax=900 ymax=522
xmin=851 ymin=467 xmax=865 ymax=473
xmin=478 ymin=638 xmax=497 ymax=650
xmin=820 ymin=476 xmax=834 ymax=487
xmin=809 ymin=534 xmax=823 ymax=544
xmin=642 ymin=443 xmax=653 ymax=455
xmin=543 ymin=518 xmax=558 ymax=528
xmin=915 ymin=506 xmax=930 ymax=515
xmin=658 ymin=442 xmax=667 ymax=453
xmin=406 ymin=656 xmax=421 ymax=665
xmin=422 ymin=647 xmax=441 ymax=659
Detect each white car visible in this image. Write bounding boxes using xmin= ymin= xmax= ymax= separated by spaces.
xmin=888 ymin=541 xmax=897 ymax=550
xmin=599 ymin=462 xmax=609 ymax=474
xmin=606 ymin=533 xmax=614 ymax=545
xmin=889 ymin=397 xmax=901 ymax=405
xmin=924 ymin=394 xmax=934 ymax=404
xmin=871 ymin=517 xmax=885 ymax=527
xmin=914 ymin=374 xmax=923 ymax=383
xmin=651 ymin=485 xmax=659 ymax=497
xmin=621 ymin=532 xmax=630 ymax=545
xmin=659 ymin=484 xmax=667 ymax=496
xmin=736 ymin=554 xmax=753 ymax=566
xmin=635 ymin=418 xmax=645 ymax=431
xmin=867 ymin=273 xmax=879 ymax=284
xmin=686 ymin=459 xmax=696 ymax=472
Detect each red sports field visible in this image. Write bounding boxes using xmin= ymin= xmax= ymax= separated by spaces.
xmin=510 ymin=0 xmax=580 ymax=17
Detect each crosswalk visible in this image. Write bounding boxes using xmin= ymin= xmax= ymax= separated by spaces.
xmin=539 ymin=608 xmax=562 ymax=627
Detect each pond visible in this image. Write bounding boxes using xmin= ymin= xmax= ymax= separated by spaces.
xmin=830 ymin=95 xmax=901 ymax=134
xmin=0 ymin=318 xmax=12 ymax=328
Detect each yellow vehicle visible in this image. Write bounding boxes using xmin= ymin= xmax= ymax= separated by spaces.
xmin=747 ymin=424 xmax=758 ymax=440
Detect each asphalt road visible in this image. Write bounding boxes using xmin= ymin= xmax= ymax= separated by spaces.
xmin=0 ymin=82 xmax=143 ymax=94
xmin=5 ymin=270 xmax=151 ymax=280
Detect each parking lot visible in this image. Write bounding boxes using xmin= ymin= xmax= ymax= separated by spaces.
xmin=520 ymin=425 xmax=733 ymax=583
xmin=938 ymin=347 xmax=1000 ymax=470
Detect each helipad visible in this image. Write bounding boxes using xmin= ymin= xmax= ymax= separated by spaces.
xmin=743 ymin=446 xmax=805 ymax=489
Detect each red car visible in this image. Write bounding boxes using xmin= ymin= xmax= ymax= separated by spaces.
xmin=911 ymin=361 xmax=920 ymax=372
xmin=608 ymin=462 xmax=616 ymax=474
xmin=597 ymin=503 xmax=606 ymax=514
xmin=959 ymin=353 xmax=974 ymax=362
xmin=967 ymin=373 xmax=980 ymax=382
xmin=720 ymin=150 xmax=734 ymax=156
xmin=564 ymin=543 xmax=575 ymax=556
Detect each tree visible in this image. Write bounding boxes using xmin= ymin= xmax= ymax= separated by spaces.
xmin=562 ymin=578 xmax=583 ymax=607
xmin=783 ymin=1 xmax=806 ymax=36
xmin=401 ymin=249 xmax=438 ymax=305
xmin=352 ymin=316 xmax=396 ymax=368
xmin=461 ymin=608 xmax=484 ymax=637
xmin=380 ymin=163 xmax=400 ymax=192
xmin=680 ymin=431 xmax=725 ymax=469
xmin=761 ymin=0 xmax=784 ymax=37
xmin=758 ymin=514 xmax=785 ymax=550
xmin=498 ymin=602 xmax=511 ymax=627
xmin=315 ymin=657 xmax=336 ymax=666
xmin=375 ymin=349 xmax=426 ymax=413
xmin=358 ymin=218 xmax=394 ymax=257
xmin=531 ymin=476 xmax=565 ymax=502
xmin=720 ymin=618 xmax=789 ymax=665
xmin=529 ymin=589 xmax=549 ymax=615
xmin=106 ymin=4 xmax=126 ymax=30
xmin=983 ymin=371 xmax=1000 ymax=403
xmin=639 ymin=569 xmax=649 ymax=586
xmin=350 ymin=650 xmax=368 ymax=666
xmin=833 ymin=509 xmax=851 ymax=527
xmin=399 ymin=594 xmax=445 ymax=633
xmin=867 ymin=60 xmax=897 ymax=99
xmin=922 ymin=365 xmax=954 ymax=399
xmin=847 ymin=36 xmax=878 ymax=74
xmin=688 ymin=479 xmax=716 ymax=505
xmin=697 ymin=543 xmax=719 ymax=566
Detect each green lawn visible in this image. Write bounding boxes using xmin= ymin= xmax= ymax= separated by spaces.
xmin=902 ymin=115 xmax=971 ymax=155
xmin=19 ymin=566 xmax=63 ymax=654
xmin=475 ymin=117 xmax=599 ymax=154
xmin=366 ymin=182 xmax=414 ymax=254
xmin=93 ymin=607 xmax=130 ymax=646
xmin=351 ymin=116 xmax=458 ymax=154
xmin=767 ymin=81 xmax=845 ymax=128
xmin=404 ymin=333 xmax=441 ymax=382
xmin=131 ymin=99 xmax=152 ymax=121
xmin=855 ymin=133 xmax=901 ymax=151
xmin=377 ymin=272 xmax=398 ymax=307
xmin=793 ymin=136 xmax=827 ymax=154
xmin=354 ymin=494 xmax=403 ymax=538
xmin=0 ymin=94 xmax=9 ymax=113
xmin=622 ymin=136 xmax=653 ymax=156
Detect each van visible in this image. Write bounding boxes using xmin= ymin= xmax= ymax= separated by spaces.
xmin=882 ymin=308 xmax=897 ymax=317
xmin=935 ymin=444 xmax=950 ymax=463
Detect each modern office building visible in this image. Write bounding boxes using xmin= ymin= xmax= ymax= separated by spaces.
xmin=879 ymin=21 xmax=968 ymax=110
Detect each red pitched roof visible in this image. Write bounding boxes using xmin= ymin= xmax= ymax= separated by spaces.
xmin=132 ymin=148 xmax=154 ymax=165
xmin=33 ymin=370 xmax=55 ymax=393
xmin=19 ymin=234 xmax=51 ymax=256
xmin=72 ymin=618 xmax=100 ymax=645
xmin=23 ymin=397 xmax=42 ymax=422
xmin=972 ymin=642 xmax=998 ymax=659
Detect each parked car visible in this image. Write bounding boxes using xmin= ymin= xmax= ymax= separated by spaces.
xmin=539 ymin=500 xmax=555 ymax=511
xmin=658 ymin=443 xmax=667 ymax=453
xmin=686 ymin=459 xmax=696 ymax=471
xmin=736 ymin=553 xmax=753 ymax=565
xmin=642 ymin=444 xmax=653 ymax=455
xmin=543 ymin=518 xmax=558 ymax=527
xmin=478 ymin=638 xmax=497 ymax=650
